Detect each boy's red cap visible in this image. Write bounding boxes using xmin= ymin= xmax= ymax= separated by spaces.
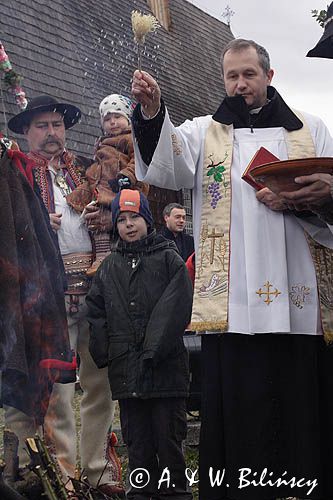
xmin=119 ymin=189 xmax=141 ymax=214
xmin=111 ymin=189 xmax=154 ymax=227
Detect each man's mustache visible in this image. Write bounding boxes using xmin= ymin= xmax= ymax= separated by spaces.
xmin=42 ymin=138 xmax=62 ymax=146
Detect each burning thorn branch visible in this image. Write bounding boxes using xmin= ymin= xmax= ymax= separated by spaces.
xmin=18 ymin=435 xmax=113 ymax=499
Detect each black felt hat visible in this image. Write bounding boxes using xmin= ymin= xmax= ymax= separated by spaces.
xmin=307 ymin=2 xmax=333 ymax=59
xmin=8 ymin=95 xmax=82 ymax=134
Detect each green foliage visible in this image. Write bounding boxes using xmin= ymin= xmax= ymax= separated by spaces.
xmin=3 ymin=69 xmax=22 ymax=89
xmin=311 ymin=7 xmax=328 ymax=27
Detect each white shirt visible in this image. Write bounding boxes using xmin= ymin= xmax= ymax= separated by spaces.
xmin=49 ymin=168 xmax=92 ymax=256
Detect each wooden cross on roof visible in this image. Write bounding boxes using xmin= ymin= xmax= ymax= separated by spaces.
xmin=222 ymin=5 xmax=235 ymax=27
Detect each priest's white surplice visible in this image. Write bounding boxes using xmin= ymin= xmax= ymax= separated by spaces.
xmin=134 ymin=110 xmax=333 ymax=335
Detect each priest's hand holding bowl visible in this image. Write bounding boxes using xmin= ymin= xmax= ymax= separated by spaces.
xmin=279 ymin=173 xmax=333 ymax=211
xmin=132 ymin=70 xmax=161 ymax=118
xmin=256 ymin=188 xmax=288 ymax=211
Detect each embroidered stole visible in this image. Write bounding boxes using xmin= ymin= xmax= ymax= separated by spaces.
xmin=190 ymin=111 xmax=333 ymax=342
xmin=288 ymin=111 xmax=333 ymax=343
xmin=190 ymin=121 xmax=233 ymax=331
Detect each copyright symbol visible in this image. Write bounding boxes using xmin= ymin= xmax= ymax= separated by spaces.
xmin=129 ymin=468 xmax=150 ymax=489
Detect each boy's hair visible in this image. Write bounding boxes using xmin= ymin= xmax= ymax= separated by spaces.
xmin=111 ymin=189 xmax=154 ymax=228
xmin=99 ymin=94 xmax=135 ymax=124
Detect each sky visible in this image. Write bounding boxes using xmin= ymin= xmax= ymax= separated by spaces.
xmin=188 ymin=0 xmax=333 ymax=135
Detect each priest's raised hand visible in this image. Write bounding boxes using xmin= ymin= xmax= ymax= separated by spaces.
xmin=132 ymin=70 xmax=161 ymax=118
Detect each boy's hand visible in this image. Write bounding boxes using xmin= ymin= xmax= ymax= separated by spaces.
xmin=142 ymin=357 xmax=153 ymax=369
xmin=132 ymin=70 xmax=161 ymax=118
xmin=139 ymin=357 xmax=153 ymax=391
xmin=140 ymin=355 xmax=154 ymax=374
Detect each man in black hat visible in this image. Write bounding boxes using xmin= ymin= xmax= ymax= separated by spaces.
xmin=6 ymin=96 xmax=122 ymax=496
xmin=0 ymin=130 xmax=74 ymax=491
xmin=307 ymin=2 xmax=333 ymax=59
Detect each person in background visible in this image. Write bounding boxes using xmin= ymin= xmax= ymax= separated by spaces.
xmin=160 ymin=203 xmax=194 ymax=261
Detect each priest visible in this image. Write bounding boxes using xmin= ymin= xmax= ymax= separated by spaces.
xmin=131 ymin=39 xmax=333 ymax=500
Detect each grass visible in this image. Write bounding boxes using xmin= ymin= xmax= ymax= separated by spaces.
xmin=0 ymin=392 xmax=199 ymax=499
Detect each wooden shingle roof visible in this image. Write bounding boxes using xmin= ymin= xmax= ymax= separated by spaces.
xmin=1 ymin=0 xmax=233 ymax=156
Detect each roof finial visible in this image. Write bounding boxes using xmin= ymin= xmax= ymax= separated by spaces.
xmin=222 ymin=5 xmax=235 ymax=27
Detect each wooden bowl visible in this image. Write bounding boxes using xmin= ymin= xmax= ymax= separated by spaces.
xmin=251 ymin=157 xmax=333 ymax=194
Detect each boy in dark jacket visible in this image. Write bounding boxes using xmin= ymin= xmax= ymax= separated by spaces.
xmin=86 ymin=189 xmax=193 ymax=500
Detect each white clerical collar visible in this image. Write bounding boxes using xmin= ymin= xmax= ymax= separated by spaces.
xmin=249 ymin=107 xmax=262 ymax=114
xmin=249 ymin=99 xmax=271 ymax=114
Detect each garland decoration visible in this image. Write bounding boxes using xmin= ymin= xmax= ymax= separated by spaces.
xmin=0 ymin=41 xmax=27 ymax=110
